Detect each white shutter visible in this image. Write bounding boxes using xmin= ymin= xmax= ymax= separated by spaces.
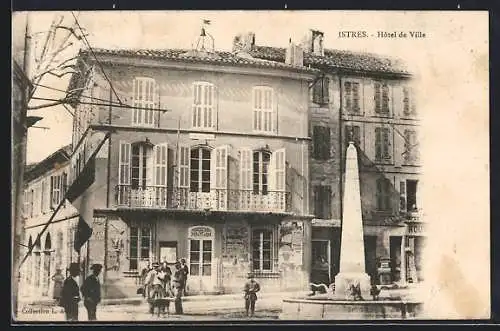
xmin=132 ymin=78 xmax=139 ymax=124
xmin=154 ymin=143 xmax=168 ymax=187
xmin=271 ymin=148 xmax=286 ymax=192
xmin=119 ymin=141 xmax=131 ymax=185
xmin=211 ymin=145 xmax=228 ymax=190
xmin=211 ymin=84 xmax=217 ymax=129
xmin=239 ymin=148 xmax=253 ymax=190
xmin=178 ymin=145 xmax=190 ymax=188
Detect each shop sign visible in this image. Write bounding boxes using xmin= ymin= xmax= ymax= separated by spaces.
xmin=407 ymin=222 xmax=425 ymax=236
xmin=188 ymin=226 xmax=214 ymax=239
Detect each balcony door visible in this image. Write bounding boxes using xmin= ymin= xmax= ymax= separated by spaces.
xmin=118 ymin=141 xmax=168 ymax=208
xmin=187 ymin=226 xmax=215 ymax=293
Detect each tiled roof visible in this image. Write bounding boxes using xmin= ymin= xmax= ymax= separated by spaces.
xmin=81 ymin=47 xmax=320 ymax=73
xmin=24 ymin=144 xmax=72 ymax=183
xmin=67 ymin=47 xmax=320 ymax=97
xmin=249 ymin=45 xmax=411 ymax=75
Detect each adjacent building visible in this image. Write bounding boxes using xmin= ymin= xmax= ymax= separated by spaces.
xmin=65 ymin=34 xmax=318 ymax=297
xmin=240 ymin=29 xmax=424 ymax=286
xmin=19 ymin=145 xmax=83 ymax=300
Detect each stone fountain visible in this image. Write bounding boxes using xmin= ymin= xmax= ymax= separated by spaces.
xmin=279 ymin=142 xmax=423 ymax=320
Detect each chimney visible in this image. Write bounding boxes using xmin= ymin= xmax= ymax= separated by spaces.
xmin=285 ymin=39 xmax=304 ymax=67
xmin=301 ymin=29 xmax=324 ymax=56
xmin=232 ymin=32 xmax=255 ymax=52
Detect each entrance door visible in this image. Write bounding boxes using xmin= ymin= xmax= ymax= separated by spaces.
xmin=311 ymin=240 xmax=331 ymax=285
xmin=187 ymin=226 xmax=215 ymax=293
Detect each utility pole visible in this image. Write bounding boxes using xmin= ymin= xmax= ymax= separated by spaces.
xmin=12 ymin=12 xmax=32 ymax=320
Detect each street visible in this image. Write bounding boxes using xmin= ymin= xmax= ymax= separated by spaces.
xmin=16 ymin=297 xmax=283 ymax=322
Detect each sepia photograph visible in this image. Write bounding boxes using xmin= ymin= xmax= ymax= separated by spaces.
xmin=11 ymin=10 xmax=490 ymax=322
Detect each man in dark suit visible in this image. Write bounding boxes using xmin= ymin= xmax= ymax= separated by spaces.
xmin=81 ymin=264 xmax=102 ymax=321
xmin=61 ymin=263 xmax=81 ymax=321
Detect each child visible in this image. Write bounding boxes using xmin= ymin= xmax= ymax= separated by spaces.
xmin=243 ymin=273 xmax=260 ymax=317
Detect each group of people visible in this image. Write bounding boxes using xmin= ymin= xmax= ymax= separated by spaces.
xmin=55 ymin=262 xmax=103 ymax=321
xmin=140 ymin=259 xmax=189 ymax=316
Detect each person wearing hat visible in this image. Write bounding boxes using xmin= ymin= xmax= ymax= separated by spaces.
xmin=60 ymin=263 xmax=81 ymax=321
xmin=144 ymin=262 xmax=169 ymax=315
xmin=51 ymin=267 xmax=65 ymax=303
xmin=171 ymin=261 xmax=184 ymax=314
xmin=81 ymin=264 xmax=102 ymax=321
xmin=243 ymin=273 xmax=260 ymax=317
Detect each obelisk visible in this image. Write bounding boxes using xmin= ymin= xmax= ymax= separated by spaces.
xmin=334 ymin=141 xmax=371 ymax=299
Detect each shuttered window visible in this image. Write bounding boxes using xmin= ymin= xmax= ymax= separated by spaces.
xmin=192 ymin=82 xmax=216 ymax=129
xmin=403 ymin=86 xmax=417 ymax=117
xmin=403 ymin=129 xmax=419 ymax=164
xmin=374 ymin=81 xmax=390 ymax=115
xmin=312 ymin=77 xmax=329 ymax=105
xmin=344 ymin=81 xmax=360 ymax=114
xmin=376 ymin=178 xmax=391 ymax=211
xmin=312 ymin=126 xmax=331 ymax=160
xmin=375 ymin=127 xmax=392 ymax=162
xmin=119 ymin=142 xmax=131 ymax=185
xmin=132 ymin=77 xmax=156 ymax=126
xmin=178 ymin=146 xmax=190 ymax=188
xmin=253 ymin=86 xmax=274 ymax=133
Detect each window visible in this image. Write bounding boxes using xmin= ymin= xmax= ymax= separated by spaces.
xmin=190 ymin=147 xmax=211 ymax=193
xmin=344 ymin=81 xmax=360 ymax=114
xmin=50 ymin=175 xmax=62 ymax=207
xmin=252 ymin=86 xmax=274 ymax=133
xmin=129 ymin=226 xmax=151 ymax=270
xmin=375 ymin=127 xmax=392 ymax=162
xmin=131 ymin=144 xmax=153 ymax=189
xmin=132 ymin=77 xmax=156 ymax=126
xmin=253 ymin=150 xmax=271 ymax=195
xmin=374 ymin=81 xmax=390 ymax=115
xmin=313 ymin=185 xmax=332 ymax=219
xmin=192 ymin=82 xmax=216 ymax=130
xmin=189 ymin=239 xmax=212 ymax=277
xmin=344 ymin=125 xmax=361 ymax=147
xmin=376 ymin=178 xmax=391 ymax=211
xmin=403 ymin=86 xmax=417 ymax=117
xmin=312 ymin=76 xmax=329 ymax=105
xmin=403 ymin=129 xmax=419 ymax=164
xmin=312 ymin=126 xmax=331 ymax=160
xmin=252 ymin=229 xmax=273 ymax=271
xmin=61 ymin=172 xmax=68 ymax=198
xmin=406 ymin=180 xmax=418 ymax=212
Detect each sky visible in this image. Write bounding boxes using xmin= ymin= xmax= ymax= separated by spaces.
xmin=12 ymin=11 xmax=490 ymax=318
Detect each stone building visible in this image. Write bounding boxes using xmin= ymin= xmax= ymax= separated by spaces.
xmin=239 ymin=29 xmax=424 ymax=286
xmin=20 ymin=145 xmax=84 ymax=300
xmin=65 ymin=34 xmax=318 ymax=298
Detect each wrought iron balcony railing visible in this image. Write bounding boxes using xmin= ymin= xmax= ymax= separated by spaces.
xmin=115 ymin=185 xmax=292 ymax=213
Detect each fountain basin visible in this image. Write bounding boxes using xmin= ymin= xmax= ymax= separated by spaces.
xmin=279 ymin=297 xmax=423 ymax=320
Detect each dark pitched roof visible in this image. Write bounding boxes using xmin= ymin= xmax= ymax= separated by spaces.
xmin=24 ymin=144 xmax=72 ymax=183
xmin=249 ymin=45 xmax=411 ymax=76
xmin=66 ymin=47 xmax=320 ymax=96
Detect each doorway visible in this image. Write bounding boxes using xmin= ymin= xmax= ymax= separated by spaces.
xmin=311 ymin=240 xmax=331 ymax=285
xmin=187 ymin=226 xmax=215 ymax=293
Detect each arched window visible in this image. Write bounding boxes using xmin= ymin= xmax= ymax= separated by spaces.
xmin=252 ymin=150 xmax=271 ymax=195
xmin=190 ymin=147 xmax=211 ymax=193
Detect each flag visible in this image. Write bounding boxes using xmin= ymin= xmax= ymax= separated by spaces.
xmin=203 ymin=19 xmax=211 ymax=25
xmin=65 ymin=132 xmax=110 ymax=253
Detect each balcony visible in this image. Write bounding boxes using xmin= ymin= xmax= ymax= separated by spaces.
xmin=115 ymin=185 xmax=291 ymax=213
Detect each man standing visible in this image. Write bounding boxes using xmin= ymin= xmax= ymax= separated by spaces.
xmin=81 ymin=264 xmax=102 ymax=321
xmin=172 ymin=262 xmax=184 ymax=314
xmin=243 ymin=273 xmax=260 ymax=317
xmin=60 ymin=263 xmax=81 ymax=321
xmin=180 ymin=258 xmax=189 ymax=296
